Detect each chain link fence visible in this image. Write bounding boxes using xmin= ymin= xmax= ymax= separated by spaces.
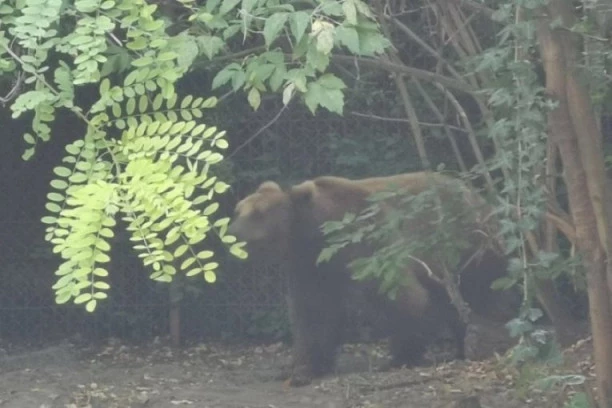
xmin=0 ymin=92 xmax=419 ymax=345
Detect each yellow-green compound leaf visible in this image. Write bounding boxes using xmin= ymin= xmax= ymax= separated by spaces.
xmin=111 ymin=103 xmax=122 ymax=117
xmin=47 ymin=192 xmax=64 ymax=202
xmin=127 ymin=36 xmax=148 ymax=51
xmin=204 ymin=270 xmax=216 ymax=283
xmin=196 ymin=250 xmax=214 ymax=259
xmin=41 ymin=216 xmax=58 ymax=224
xmin=201 ymin=96 xmax=217 ymax=108
xmin=215 ymin=139 xmax=229 ymax=149
xmin=94 ymin=252 xmax=111 ymax=263
xmin=74 ymin=293 xmax=92 ymax=304
xmin=191 ymin=124 xmax=206 ymax=136
xmin=203 ymin=202 xmax=219 ymax=216
xmin=99 ymin=228 xmax=114 ymax=238
xmin=230 ymin=242 xmax=248 ymax=259
xmin=181 ymin=110 xmax=193 ymax=121
xmin=202 ymin=126 xmax=218 ymax=139
xmin=93 ymin=292 xmax=108 ymax=300
xmin=50 ymin=179 xmax=69 ymax=189
xmin=222 ymin=234 xmax=237 ymax=244
xmin=247 ymin=87 xmax=261 ymax=110
xmin=153 ymin=94 xmax=163 ymax=110
xmin=53 ymin=166 xmax=71 ymax=177
xmin=93 ymin=268 xmax=108 ymax=277
xmin=165 ymin=226 xmax=181 ymax=245
xmin=155 ymin=274 xmax=173 ymax=283
xmin=186 ymin=267 xmax=202 ymax=277
xmin=95 ymin=240 xmax=111 ymax=251
xmin=52 ymin=274 xmax=75 ymax=289
xmin=181 ymin=95 xmax=193 ymax=109
xmin=132 ymin=55 xmax=154 ymax=67
xmin=166 ymin=93 xmax=178 ymax=109
xmin=100 ymin=78 xmax=110 ymax=94
xmin=203 ymin=262 xmax=218 ymax=270
xmin=126 ymin=97 xmax=136 ymax=115
xmin=45 ymin=202 xmax=62 ymax=213
xmin=174 ymin=244 xmax=189 ymax=258
xmin=68 ymin=172 xmax=87 ymax=183
xmin=93 ymin=281 xmax=110 ymax=290
xmin=85 ymin=299 xmax=97 ymax=312
xmin=191 ymin=97 xmax=203 ymax=108
xmin=214 ymin=181 xmax=230 ymax=194
xmin=138 ymin=94 xmax=148 ymax=112
xmin=207 ymin=153 xmax=224 ymax=164
xmin=56 ymin=292 xmax=72 ymax=304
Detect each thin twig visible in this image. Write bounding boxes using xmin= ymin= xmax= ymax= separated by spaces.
xmin=349 ymin=111 xmax=468 ymax=133
xmin=433 ymin=83 xmax=496 ymax=193
xmin=412 ymin=79 xmax=469 ymax=173
xmin=388 ymin=16 xmax=465 ymax=81
xmin=331 ymin=54 xmax=474 ymax=94
xmin=227 ymin=102 xmax=290 ymax=159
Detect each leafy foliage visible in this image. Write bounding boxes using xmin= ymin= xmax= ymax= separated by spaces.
xmin=1 ymin=0 xmax=248 ymax=312
xmin=206 ymin=0 xmax=390 ymax=114
xmin=318 ymin=180 xmax=485 ymax=299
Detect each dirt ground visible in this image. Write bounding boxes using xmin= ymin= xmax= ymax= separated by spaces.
xmin=0 ymin=334 xmax=597 ymax=408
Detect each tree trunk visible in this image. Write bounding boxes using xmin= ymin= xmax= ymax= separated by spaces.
xmin=536 ymin=3 xmax=612 ymax=405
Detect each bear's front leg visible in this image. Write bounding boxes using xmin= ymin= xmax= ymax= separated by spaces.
xmin=284 ymin=275 xmax=346 ymax=387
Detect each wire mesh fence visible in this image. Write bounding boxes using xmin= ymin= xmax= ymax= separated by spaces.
xmin=0 ymin=96 xmax=412 ymax=346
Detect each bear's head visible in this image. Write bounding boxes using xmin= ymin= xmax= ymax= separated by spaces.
xmin=228 ymin=181 xmax=295 ymax=257
xmin=228 ymin=176 xmax=375 ymax=259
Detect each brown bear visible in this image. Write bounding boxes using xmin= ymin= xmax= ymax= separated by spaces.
xmin=228 ymin=171 xmax=517 ymax=386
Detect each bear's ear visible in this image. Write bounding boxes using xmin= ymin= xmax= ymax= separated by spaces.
xmin=257 ymin=181 xmax=282 ymax=192
xmin=290 ymin=180 xmax=316 ymax=205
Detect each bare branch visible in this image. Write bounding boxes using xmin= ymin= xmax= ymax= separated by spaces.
xmin=331 ymin=54 xmax=474 ymax=94
xmin=412 ymin=79 xmax=469 ymax=173
xmin=349 ymin=111 xmax=468 ymax=133
xmin=228 ymin=102 xmax=290 ymax=159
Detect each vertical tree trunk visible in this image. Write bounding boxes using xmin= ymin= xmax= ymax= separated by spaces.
xmin=536 ymin=3 xmax=612 ymax=405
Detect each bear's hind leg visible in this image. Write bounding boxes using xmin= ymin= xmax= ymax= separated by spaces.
xmin=387 ymin=328 xmax=429 ymax=368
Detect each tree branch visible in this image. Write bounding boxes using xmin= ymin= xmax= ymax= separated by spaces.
xmin=331 ymin=54 xmax=474 ymax=94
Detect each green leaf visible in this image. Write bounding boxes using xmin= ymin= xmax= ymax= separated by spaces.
xmin=42 ymin=216 xmax=58 ymax=224
xmin=180 ymin=257 xmax=196 ymax=270
xmin=186 ymin=267 xmax=202 ymax=277
xmin=212 ymin=64 xmax=240 ymax=90
xmin=199 ymin=35 xmax=225 ymax=59
xmin=175 ymin=244 xmax=189 ymax=257
xmin=53 ymin=166 xmax=71 ymax=177
xmin=336 ymin=26 xmax=360 ymax=54
xmin=304 ymin=76 xmax=346 ymax=115
xmin=204 ymin=270 xmax=216 ymax=283
xmin=219 ymin=0 xmax=241 ymax=15
xmin=197 ymin=250 xmax=214 ymax=259
xmin=247 ymin=87 xmax=261 ymax=110
xmin=263 ymin=13 xmax=288 ymax=47
xmin=85 ymin=299 xmax=97 ymax=312
xmin=138 ymin=94 xmax=148 ymax=112
xmin=311 ymin=20 xmax=335 ymax=55
xmin=74 ymin=293 xmax=92 ymax=304
xmin=132 ymin=56 xmax=154 ymax=68
xmin=343 ymin=0 xmax=357 ymax=24
xmin=203 ymin=202 xmax=219 ymax=216
xmin=127 ymin=37 xmax=148 ymax=51
xmin=230 ymin=243 xmax=248 ymax=259
xmin=93 ymin=268 xmax=109 ymax=277
xmin=290 ymin=11 xmax=310 ymax=43
xmin=317 ymin=73 xmax=346 ymax=90
xmin=46 ymin=202 xmax=62 ymax=213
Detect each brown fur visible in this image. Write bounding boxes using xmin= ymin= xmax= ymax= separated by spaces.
xmin=228 ymin=171 xmax=516 ymax=386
